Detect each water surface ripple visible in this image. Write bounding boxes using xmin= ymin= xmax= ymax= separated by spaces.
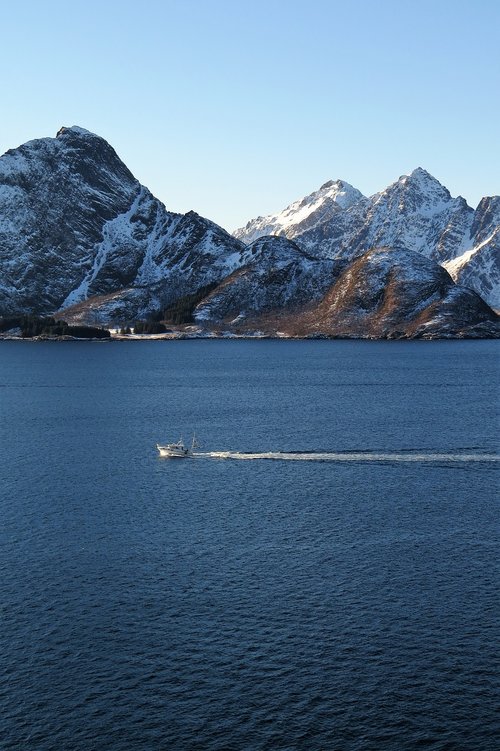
xmin=0 ymin=340 xmax=498 ymax=751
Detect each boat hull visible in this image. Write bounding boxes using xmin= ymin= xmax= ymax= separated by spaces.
xmin=156 ymin=444 xmax=190 ymax=458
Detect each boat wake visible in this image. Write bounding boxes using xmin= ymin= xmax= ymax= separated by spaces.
xmin=194 ymin=450 xmax=499 ymax=464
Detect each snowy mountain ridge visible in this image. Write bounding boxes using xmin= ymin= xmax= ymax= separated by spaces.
xmin=235 ymin=168 xmax=499 ymax=308
xmin=233 ymin=180 xmax=365 ymax=245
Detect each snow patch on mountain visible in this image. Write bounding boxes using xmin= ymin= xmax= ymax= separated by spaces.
xmin=441 ymin=196 xmax=500 ymax=309
xmin=62 ymin=186 xmax=149 ymax=307
xmin=292 ymin=246 xmax=499 ymax=339
xmin=443 ymin=229 xmax=500 ymax=309
xmin=343 ymin=168 xmax=474 ymax=261
xmin=443 ymin=229 xmax=497 ymax=275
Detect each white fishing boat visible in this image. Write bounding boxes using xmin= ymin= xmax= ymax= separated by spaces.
xmin=156 ymin=434 xmax=199 ymax=458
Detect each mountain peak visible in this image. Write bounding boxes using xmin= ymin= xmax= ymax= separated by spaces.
xmin=409 ymin=167 xmax=433 ymax=179
xmin=396 ymin=167 xmax=448 ymax=193
xmin=373 ymin=168 xmax=453 ymax=208
xmin=320 ymin=179 xmax=346 ymax=191
xmin=233 ymin=179 xmax=365 ymax=244
xmin=56 ymin=125 xmax=95 ymax=139
xmin=321 ymin=179 xmax=364 ymax=208
xmin=394 ymin=167 xmax=442 ymax=186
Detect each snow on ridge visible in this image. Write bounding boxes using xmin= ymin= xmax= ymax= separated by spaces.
xmin=0 ymin=150 xmax=29 ymax=176
xmin=441 ymin=227 xmax=500 ymax=309
xmin=442 ymin=232 xmax=495 ymax=277
xmin=233 ymin=179 xmax=365 ymax=243
xmin=234 ymin=168 xmax=476 ymax=253
xmin=0 ymin=133 xmax=61 ymax=174
xmin=135 ymin=202 xmax=179 ymax=285
xmin=56 ymin=125 xmax=95 ymax=137
xmin=371 ymin=168 xmax=454 ymax=207
xmin=61 ymin=187 xmax=149 ymax=307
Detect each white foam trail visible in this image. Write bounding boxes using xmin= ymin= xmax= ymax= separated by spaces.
xmin=194 ymin=451 xmax=499 ymax=463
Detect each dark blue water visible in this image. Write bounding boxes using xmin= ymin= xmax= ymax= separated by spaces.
xmin=1 ymin=340 xmax=498 ymax=751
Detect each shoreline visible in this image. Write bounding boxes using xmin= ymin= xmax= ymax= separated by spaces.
xmin=1 ymin=332 xmax=499 ymax=343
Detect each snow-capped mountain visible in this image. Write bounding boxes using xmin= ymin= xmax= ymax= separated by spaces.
xmin=233 ymin=180 xmax=365 ymax=244
xmin=0 ymin=126 xmax=244 ymax=320
xmin=0 ymin=126 xmax=497 ymax=337
xmin=339 ymin=168 xmax=474 ymax=263
xmin=235 ymin=169 xmax=499 ymax=308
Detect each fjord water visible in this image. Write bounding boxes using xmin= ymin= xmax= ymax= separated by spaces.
xmin=1 ymin=340 xmax=498 ymax=751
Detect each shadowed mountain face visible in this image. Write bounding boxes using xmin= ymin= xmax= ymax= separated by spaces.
xmin=194 ymin=236 xmax=343 ymax=326
xmin=235 ymin=169 xmax=500 ymax=309
xmin=297 ymin=247 xmax=499 ymax=339
xmin=193 ymin=245 xmax=499 ymax=339
xmin=0 ymin=126 xmax=245 ymax=319
xmin=0 ymin=127 xmax=498 ymax=337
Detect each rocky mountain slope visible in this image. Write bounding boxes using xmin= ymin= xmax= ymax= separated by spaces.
xmin=0 ymin=126 xmax=244 ymax=321
xmin=294 ymin=247 xmax=498 ymax=339
xmin=235 ymin=169 xmax=499 ymax=309
xmin=194 ymin=236 xmax=343 ymax=326
xmin=0 ymin=126 xmax=498 ymax=338
xmin=193 ymin=244 xmax=498 ymax=339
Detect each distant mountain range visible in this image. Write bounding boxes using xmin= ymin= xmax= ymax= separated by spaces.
xmin=0 ymin=126 xmax=498 ymax=339
xmin=234 ymin=170 xmax=499 ymax=310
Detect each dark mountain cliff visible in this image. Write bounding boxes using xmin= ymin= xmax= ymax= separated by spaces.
xmin=0 ymin=126 xmax=244 ymax=320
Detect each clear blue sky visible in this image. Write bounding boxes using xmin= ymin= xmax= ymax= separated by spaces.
xmin=1 ymin=0 xmax=498 ymax=231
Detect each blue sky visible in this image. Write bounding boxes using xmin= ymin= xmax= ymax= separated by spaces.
xmin=1 ymin=0 xmax=498 ymax=230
